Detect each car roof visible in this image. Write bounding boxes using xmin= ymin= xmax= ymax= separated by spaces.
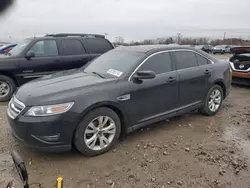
xmin=26 ymin=36 xmax=107 ymax=40
xmin=114 ymin=45 xmax=197 ymax=53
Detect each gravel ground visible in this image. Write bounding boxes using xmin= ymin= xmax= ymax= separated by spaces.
xmin=1 ymin=54 xmax=250 ymax=188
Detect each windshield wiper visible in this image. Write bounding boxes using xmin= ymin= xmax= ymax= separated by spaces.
xmin=92 ymin=72 xmax=105 ymax=78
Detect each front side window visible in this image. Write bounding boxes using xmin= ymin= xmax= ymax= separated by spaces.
xmin=28 ymin=40 xmax=58 ymax=57
xmin=174 ymin=51 xmax=198 ymax=70
xmin=138 ymin=52 xmax=172 ymax=74
xmin=61 ymin=39 xmax=86 ymax=55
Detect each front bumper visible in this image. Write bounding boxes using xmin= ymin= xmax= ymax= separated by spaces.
xmin=232 ymin=71 xmax=250 ymax=85
xmin=7 ymin=113 xmax=75 ymax=152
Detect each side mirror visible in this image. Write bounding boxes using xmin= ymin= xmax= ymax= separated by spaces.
xmin=25 ymin=51 xmax=35 ymax=59
xmin=11 ymin=151 xmax=29 ymax=188
xmin=133 ymin=70 xmax=156 ymax=80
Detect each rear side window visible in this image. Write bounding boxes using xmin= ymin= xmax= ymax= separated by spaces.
xmin=85 ymin=38 xmax=113 ymax=53
xmin=195 ymin=54 xmax=209 ymax=66
xmin=174 ymin=51 xmax=198 ymax=70
xmin=61 ymin=39 xmax=86 ymax=55
xmin=139 ymin=52 xmax=172 ymax=74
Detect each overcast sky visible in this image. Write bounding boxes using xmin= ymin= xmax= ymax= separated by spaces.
xmin=0 ymin=0 xmax=250 ymax=42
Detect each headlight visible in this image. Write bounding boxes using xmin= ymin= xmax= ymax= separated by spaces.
xmin=25 ymin=102 xmax=74 ymax=117
xmin=229 ymin=62 xmax=234 ymax=68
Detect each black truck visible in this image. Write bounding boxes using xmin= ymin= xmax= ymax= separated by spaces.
xmin=0 ymin=33 xmax=114 ymax=101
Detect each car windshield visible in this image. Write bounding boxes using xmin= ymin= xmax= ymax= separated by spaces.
xmin=9 ymin=39 xmax=32 ymax=56
xmin=84 ymin=50 xmax=144 ymax=78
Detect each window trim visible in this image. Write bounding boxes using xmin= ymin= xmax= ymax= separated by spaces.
xmin=128 ymin=49 xmax=214 ymax=81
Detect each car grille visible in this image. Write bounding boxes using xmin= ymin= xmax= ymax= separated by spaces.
xmin=234 ymin=63 xmax=250 ymax=71
xmin=7 ymin=96 xmax=25 ymax=119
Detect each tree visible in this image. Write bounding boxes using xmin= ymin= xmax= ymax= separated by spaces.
xmin=114 ymin=36 xmax=124 ymax=45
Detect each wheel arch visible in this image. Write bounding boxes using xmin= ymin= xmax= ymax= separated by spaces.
xmin=72 ymin=101 xmax=128 ymax=144
xmin=212 ymin=80 xmax=226 ymax=99
xmin=0 ymin=71 xmax=19 ymax=86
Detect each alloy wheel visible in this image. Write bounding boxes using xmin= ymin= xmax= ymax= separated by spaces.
xmin=84 ymin=116 xmax=116 ymax=151
xmin=208 ymin=89 xmax=222 ymax=112
xmin=0 ymin=81 xmax=10 ymax=97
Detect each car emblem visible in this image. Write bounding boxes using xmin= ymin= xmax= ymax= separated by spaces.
xmin=117 ymin=94 xmax=130 ymax=101
xmin=239 ymin=64 xmax=245 ymax=69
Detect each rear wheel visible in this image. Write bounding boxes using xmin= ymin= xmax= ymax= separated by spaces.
xmin=0 ymin=75 xmax=16 ymax=102
xmin=74 ymin=107 xmax=121 ymax=156
xmin=201 ymin=85 xmax=223 ymax=116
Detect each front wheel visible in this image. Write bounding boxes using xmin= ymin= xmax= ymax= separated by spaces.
xmin=74 ymin=107 xmax=121 ymax=156
xmin=201 ymin=85 xmax=223 ymax=116
xmin=0 ymin=75 xmax=16 ymax=102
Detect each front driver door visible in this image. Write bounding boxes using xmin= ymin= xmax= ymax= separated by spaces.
xmin=17 ymin=39 xmax=60 ymax=84
xmin=128 ymin=52 xmax=179 ymax=124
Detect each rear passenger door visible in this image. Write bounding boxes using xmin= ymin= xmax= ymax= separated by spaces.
xmin=58 ymin=39 xmax=90 ymax=70
xmin=172 ymin=51 xmax=210 ymax=107
xmin=83 ymin=38 xmax=113 ymax=61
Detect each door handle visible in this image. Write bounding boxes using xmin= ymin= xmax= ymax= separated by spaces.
xmin=166 ymin=77 xmax=176 ymax=83
xmin=204 ymin=70 xmax=211 ymax=75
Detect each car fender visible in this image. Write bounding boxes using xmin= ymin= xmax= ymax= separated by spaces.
xmin=75 ymin=100 xmax=130 ymax=132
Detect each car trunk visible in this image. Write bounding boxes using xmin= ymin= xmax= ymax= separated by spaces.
xmin=229 ymin=47 xmax=250 ymax=71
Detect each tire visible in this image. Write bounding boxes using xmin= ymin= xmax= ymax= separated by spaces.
xmin=74 ymin=107 xmax=121 ymax=157
xmin=200 ymin=85 xmax=223 ymax=116
xmin=0 ymin=75 xmax=16 ymax=102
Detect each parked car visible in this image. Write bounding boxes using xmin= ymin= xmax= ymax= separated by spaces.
xmin=7 ymin=45 xmax=231 ymax=156
xmin=0 ymin=44 xmax=17 ymax=54
xmin=229 ymin=46 xmax=250 ymax=85
xmin=0 ymin=33 xmax=114 ymax=101
xmin=195 ymin=45 xmax=214 ymax=54
xmin=213 ymin=45 xmax=231 ymax=54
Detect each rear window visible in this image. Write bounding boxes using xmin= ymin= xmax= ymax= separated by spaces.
xmin=61 ymin=39 xmax=86 ymax=55
xmin=195 ymin=54 xmax=209 ymax=66
xmin=85 ymin=38 xmax=113 ymax=53
xmin=174 ymin=51 xmax=198 ymax=70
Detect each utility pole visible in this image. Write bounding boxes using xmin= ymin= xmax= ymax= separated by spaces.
xmin=223 ymin=32 xmax=226 ymax=40
xmin=177 ymin=33 xmax=182 ymax=44
xmin=8 ymin=35 xmax=12 ymax=43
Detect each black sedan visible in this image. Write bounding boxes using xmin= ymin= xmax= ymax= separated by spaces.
xmin=7 ymin=45 xmax=231 ymax=156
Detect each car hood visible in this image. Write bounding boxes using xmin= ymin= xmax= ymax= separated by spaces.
xmin=231 ymin=47 xmax=250 ymax=54
xmin=15 ymin=69 xmax=118 ymax=105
